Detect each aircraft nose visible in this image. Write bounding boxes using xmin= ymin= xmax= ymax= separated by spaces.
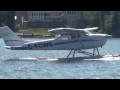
xmin=105 ymin=34 xmax=112 ymax=39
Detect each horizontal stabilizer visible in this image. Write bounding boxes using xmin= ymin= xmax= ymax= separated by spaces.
xmin=5 ymin=45 xmax=27 ymax=50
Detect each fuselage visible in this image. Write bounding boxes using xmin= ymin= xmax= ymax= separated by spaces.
xmin=0 ymin=26 xmax=111 ymax=51
xmin=9 ymin=34 xmax=108 ymax=50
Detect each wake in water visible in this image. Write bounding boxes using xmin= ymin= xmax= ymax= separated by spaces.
xmin=5 ymin=57 xmax=52 ymax=61
xmin=1 ymin=54 xmax=120 ymax=62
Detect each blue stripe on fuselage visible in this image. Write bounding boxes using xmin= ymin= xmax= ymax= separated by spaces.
xmin=54 ymin=40 xmax=79 ymax=45
xmin=54 ymin=39 xmax=99 ymax=45
xmin=4 ymin=40 xmax=24 ymax=43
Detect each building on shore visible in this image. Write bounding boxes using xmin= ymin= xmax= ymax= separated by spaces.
xmin=16 ymin=11 xmax=28 ymax=29
xmin=16 ymin=11 xmax=83 ymax=28
xmin=16 ymin=11 xmax=113 ymax=29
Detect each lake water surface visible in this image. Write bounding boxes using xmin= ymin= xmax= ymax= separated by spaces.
xmin=0 ymin=38 xmax=120 ymax=79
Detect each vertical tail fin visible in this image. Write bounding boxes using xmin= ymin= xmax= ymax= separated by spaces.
xmin=0 ymin=26 xmax=25 ymax=46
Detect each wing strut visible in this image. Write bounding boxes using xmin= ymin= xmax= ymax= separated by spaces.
xmin=67 ymin=48 xmax=100 ymax=58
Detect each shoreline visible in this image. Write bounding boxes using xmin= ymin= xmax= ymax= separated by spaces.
xmin=0 ymin=33 xmax=55 ymax=38
xmin=16 ymin=33 xmax=55 ymax=38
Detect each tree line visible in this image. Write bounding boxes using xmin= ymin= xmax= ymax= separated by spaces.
xmin=0 ymin=11 xmax=120 ymax=37
xmin=0 ymin=11 xmax=15 ymax=32
xmin=82 ymin=11 xmax=120 ymax=37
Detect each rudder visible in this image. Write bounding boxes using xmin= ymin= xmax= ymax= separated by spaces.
xmin=0 ymin=26 xmax=25 ymax=46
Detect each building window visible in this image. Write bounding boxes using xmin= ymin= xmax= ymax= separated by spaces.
xmin=31 ymin=12 xmax=44 ymax=20
xmin=38 ymin=13 xmax=43 ymax=19
xmin=36 ymin=13 xmax=39 ymax=19
xmin=67 ymin=11 xmax=77 ymax=16
xmin=32 ymin=13 xmax=34 ymax=19
xmin=35 ymin=13 xmax=37 ymax=19
xmin=44 ymin=13 xmax=51 ymax=20
xmin=67 ymin=20 xmax=76 ymax=27
xmin=29 ymin=12 xmax=32 ymax=19
xmin=31 ymin=12 xmax=36 ymax=19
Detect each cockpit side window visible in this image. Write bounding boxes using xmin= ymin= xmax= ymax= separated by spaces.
xmin=70 ymin=32 xmax=77 ymax=39
xmin=57 ymin=34 xmax=70 ymax=40
xmin=60 ymin=33 xmax=77 ymax=40
xmin=55 ymin=31 xmax=89 ymax=40
xmin=61 ymin=35 xmax=69 ymax=40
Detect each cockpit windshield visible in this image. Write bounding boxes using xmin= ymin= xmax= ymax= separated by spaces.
xmin=84 ymin=30 xmax=92 ymax=34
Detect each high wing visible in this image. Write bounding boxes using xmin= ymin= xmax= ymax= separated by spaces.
xmin=82 ymin=27 xmax=98 ymax=31
xmin=48 ymin=27 xmax=98 ymax=34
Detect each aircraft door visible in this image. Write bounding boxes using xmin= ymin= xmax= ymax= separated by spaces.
xmin=77 ymin=32 xmax=85 ymax=49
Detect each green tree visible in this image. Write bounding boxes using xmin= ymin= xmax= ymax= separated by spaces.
xmin=111 ymin=11 xmax=120 ymax=37
xmin=0 ymin=11 xmax=7 ymax=26
xmin=105 ymin=19 xmax=112 ymax=34
xmin=81 ymin=11 xmax=84 ymax=28
xmin=100 ymin=11 xmax=105 ymax=33
xmin=93 ymin=11 xmax=100 ymax=31
xmin=84 ymin=11 xmax=101 ymax=30
xmin=6 ymin=11 xmax=16 ymax=32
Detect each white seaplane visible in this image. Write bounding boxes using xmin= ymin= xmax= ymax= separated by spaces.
xmin=0 ymin=26 xmax=112 ymax=58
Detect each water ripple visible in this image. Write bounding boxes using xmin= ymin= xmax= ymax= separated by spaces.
xmin=0 ymin=38 xmax=120 ymax=78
